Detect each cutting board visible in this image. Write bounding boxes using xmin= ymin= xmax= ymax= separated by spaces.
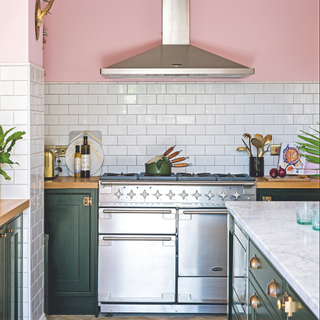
xmin=265 ymin=175 xmax=310 ymax=182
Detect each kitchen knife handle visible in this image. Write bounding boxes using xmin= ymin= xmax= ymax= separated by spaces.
xmin=171 ymin=156 xmax=189 ymax=163
xmin=163 ymin=145 xmax=176 ymax=156
xmin=167 ymin=150 xmax=182 ymax=159
xmin=173 ymin=163 xmax=192 ymax=167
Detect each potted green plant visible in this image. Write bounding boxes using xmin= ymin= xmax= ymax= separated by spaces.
xmin=0 ymin=125 xmax=26 ymax=180
xmin=296 ymin=122 xmax=319 ymax=177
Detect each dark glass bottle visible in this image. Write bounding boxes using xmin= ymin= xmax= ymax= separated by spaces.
xmin=80 ymin=136 xmax=90 ymax=178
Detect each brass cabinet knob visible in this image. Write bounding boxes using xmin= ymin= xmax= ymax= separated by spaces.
xmin=6 ymin=228 xmax=14 ymax=233
xmin=267 ymin=279 xmax=279 ymax=298
xmin=249 ymin=293 xmax=261 ymax=308
xmin=277 ymin=292 xmax=296 ymax=316
xmin=250 ymin=254 xmax=261 ymax=269
xmin=0 ymin=233 xmax=7 ymax=238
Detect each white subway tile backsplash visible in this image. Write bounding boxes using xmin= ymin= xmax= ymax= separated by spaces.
xmin=79 ymin=115 xmax=97 ymax=124
xmin=187 ymin=104 xmax=205 ymax=114
xmin=294 ymin=94 xmax=314 ymax=104
xmin=264 ymin=83 xmax=283 ymax=93
xmin=216 ymin=115 xmax=234 ymax=124
xmin=206 ymin=83 xmax=225 ymax=93
xmin=157 ymin=94 xmax=176 ymax=104
xmin=49 ymin=84 xmax=68 ymax=94
xmin=39 ymin=81 xmax=318 ymax=175
xmin=216 ymin=94 xmax=235 ymax=104
xmin=69 ymin=104 xmax=88 ymax=114
xmin=167 ymin=104 xmax=185 ymax=114
xmin=186 ymin=84 xmax=205 ymax=94
xmin=284 ymin=83 xmax=303 ymax=93
xmin=79 ymin=94 xmax=97 ymax=104
xmin=176 ymin=115 xmax=195 ymax=124
xmin=167 ymin=125 xmax=185 ymax=135
xmin=137 ymin=115 xmax=157 ymax=124
xmin=0 ymin=81 xmax=14 ymax=95
xmin=1 ymin=95 xmax=28 ymax=109
xmin=118 ymin=115 xmax=136 ymax=125
xmin=138 ymin=94 xmax=156 ymax=104
xmin=147 ymin=84 xmax=166 ymax=94
xmin=0 ymin=66 xmax=28 ymax=80
xmin=128 ymin=84 xmax=147 ymax=94
xmin=14 ymin=81 xmax=28 ymax=95
xmin=60 ymin=94 xmax=78 ymax=104
xmin=196 ymin=94 xmax=216 ymax=104
xmin=59 ymin=115 xmax=78 ymax=125
xmin=254 ymin=114 xmax=273 ymax=124
xmin=69 ymin=84 xmax=88 ymax=94
xmin=128 ymin=105 xmax=147 ymax=114
xmin=0 ymin=110 xmax=14 ymax=124
xmin=195 ymin=115 xmax=215 ymax=124
xmin=167 ymin=84 xmax=185 ymax=94
xmin=206 ymin=105 xmax=225 ymax=114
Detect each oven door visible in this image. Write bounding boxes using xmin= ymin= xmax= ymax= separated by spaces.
xmin=178 ymin=208 xmax=228 ymax=304
xmin=98 ymin=235 xmax=176 ymax=303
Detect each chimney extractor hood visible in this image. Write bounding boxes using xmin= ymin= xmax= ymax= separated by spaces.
xmin=100 ymin=0 xmax=254 ymax=79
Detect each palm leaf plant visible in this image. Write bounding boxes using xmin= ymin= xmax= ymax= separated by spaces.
xmin=0 ymin=125 xmax=26 ymax=180
xmin=296 ymin=122 xmax=320 ymax=177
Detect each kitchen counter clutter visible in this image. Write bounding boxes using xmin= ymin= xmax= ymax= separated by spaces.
xmin=44 ymin=176 xmax=99 ymax=189
xmin=0 ymin=199 xmax=29 ymax=226
xmin=226 ymin=201 xmax=319 ymax=319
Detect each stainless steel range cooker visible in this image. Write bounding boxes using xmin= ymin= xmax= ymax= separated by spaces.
xmin=98 ymin=172 xmax=256 ymax=314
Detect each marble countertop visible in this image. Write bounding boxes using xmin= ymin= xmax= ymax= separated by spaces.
xmin=225 ymin=201 xmax=319 ymax=319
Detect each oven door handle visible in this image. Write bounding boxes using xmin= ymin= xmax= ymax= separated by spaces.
xmin=102 ymin=209 xmax=173 ymax=214
xmin=102 ymin=236 xmax=172 ymax=241
xmin=182 ymin=210 xmax=228 ymax=214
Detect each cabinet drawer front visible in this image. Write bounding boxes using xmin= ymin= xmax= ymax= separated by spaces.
xmin=99 ymin=208 xmax=176 ymax=234
xmin=249 ymin=277 xmax=283 ymax=320
xmin=249 ymin=240 xmax=284 ymax=300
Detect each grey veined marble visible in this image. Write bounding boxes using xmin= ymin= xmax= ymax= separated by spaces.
xmin=226 ymin=201 xmax=319 ymax=319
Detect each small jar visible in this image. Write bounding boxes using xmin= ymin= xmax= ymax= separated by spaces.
xmin=249 ymin=157 xmax=264 ymax=177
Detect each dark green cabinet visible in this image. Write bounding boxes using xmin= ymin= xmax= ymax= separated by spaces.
xmin=0 ymin=213 xmax=23 ymax=320
xmin=44 ymin=188 xmax=98 ymax=315
xmin=229 ymin=215 xmax=318 ymax=320
xmin=257 ymin=188 xmax=320 ymax=201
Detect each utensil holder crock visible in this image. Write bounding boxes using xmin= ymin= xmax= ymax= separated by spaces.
xmin=250 ymin=157 xmax=264 ymax=177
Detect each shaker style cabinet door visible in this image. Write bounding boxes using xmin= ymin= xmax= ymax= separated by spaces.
xmin=0 ymin=214 xmax=23 ymax=320
xmin=45 ymin=189 xmax=98 ymax=315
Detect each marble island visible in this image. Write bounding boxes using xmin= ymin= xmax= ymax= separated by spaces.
xmin=226 ymin=201 xmax=319 ymax=319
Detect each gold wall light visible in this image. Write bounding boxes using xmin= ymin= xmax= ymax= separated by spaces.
xmin=35 ymin=0 xmax=55 ymax=40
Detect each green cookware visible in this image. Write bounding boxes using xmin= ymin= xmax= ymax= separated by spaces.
xmin=145 ymin=157 xmax=172 ymax=175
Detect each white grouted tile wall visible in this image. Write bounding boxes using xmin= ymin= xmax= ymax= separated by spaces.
xmin=30 ymin=65 xmax=45 ymax=320
xmin=0 ymin=63 xmax=45 ymax=320
xmin=44 ymin=81 xmax=319 ymax=175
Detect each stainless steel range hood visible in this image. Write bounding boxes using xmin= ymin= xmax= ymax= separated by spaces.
xmin=100 ymin=0 xmax=254 ymax=79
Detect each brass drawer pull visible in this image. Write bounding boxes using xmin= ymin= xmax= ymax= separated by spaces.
xmin=267 ymin=279 xmax=279 ymax=298
xmin=0 ymin=233 xmax=7 ymax=238
xmin=249 ymin=293 xmax=261 ymax=308
xmin=250 ymin=254 xmax=261 ymax=269
xmin=6 ymin=228 xmax=14 ymax=233
xmin=277 ymin=292 xmax=296 ymax=317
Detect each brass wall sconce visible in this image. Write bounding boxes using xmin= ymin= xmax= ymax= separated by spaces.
xmin=35 ymin=0 xmax=55 ymax=40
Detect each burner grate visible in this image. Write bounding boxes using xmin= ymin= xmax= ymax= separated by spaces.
xmin=100 ymin=172 xmax=139 ymax=180
xmin=138 ymin=172 xmax=177 ymax=181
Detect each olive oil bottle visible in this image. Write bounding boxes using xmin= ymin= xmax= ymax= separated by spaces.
xmin=80 ymin=136 xmax=90 ymax=178
xmin=74 ymin=145 xmax=81 ymax=178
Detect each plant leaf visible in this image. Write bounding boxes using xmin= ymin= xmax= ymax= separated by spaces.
xmin=303 ymin=154 xmax=320 ymax=164
xmin=0 ymin=127 xmax=15 ymax=146
xmin=0 ymin=167 xmax=11 ymax=180
xmin=297 ymin=146 xmax=320 ymax=156
xmin=297 ymin=134 xmax=319 ymax=147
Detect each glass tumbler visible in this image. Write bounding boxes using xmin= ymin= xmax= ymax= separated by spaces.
xmin=312 ymin=204 xmax=319 ymax=231
xmin=295 ymin=203 xmax=313 ymax=225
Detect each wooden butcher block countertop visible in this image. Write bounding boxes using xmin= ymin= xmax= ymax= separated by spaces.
xmin=0 ymin=199 xmax=30 ymax=226
xmin=44 ymin=176 xmax=100 ymax=189
xmin=256 ymin=176 xmax=320 ymax=189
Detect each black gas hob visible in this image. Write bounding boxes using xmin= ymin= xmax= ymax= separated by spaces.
xmin=100 ymin=172 xmax=255 ymax=181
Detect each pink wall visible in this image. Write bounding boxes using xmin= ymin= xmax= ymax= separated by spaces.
xmin=0 ymin=0 xmax=43 ymax=66
xmin=0 ymin=1 xmax=29 ymax=63
xmin=43 ymin=0 xmax=319 ymax=82
xmin=29 ymin=0 xmax=45 ymax=67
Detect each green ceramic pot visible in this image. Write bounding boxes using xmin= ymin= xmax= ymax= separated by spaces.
xmin=145 ymin=157 xmax=172 ymax=175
